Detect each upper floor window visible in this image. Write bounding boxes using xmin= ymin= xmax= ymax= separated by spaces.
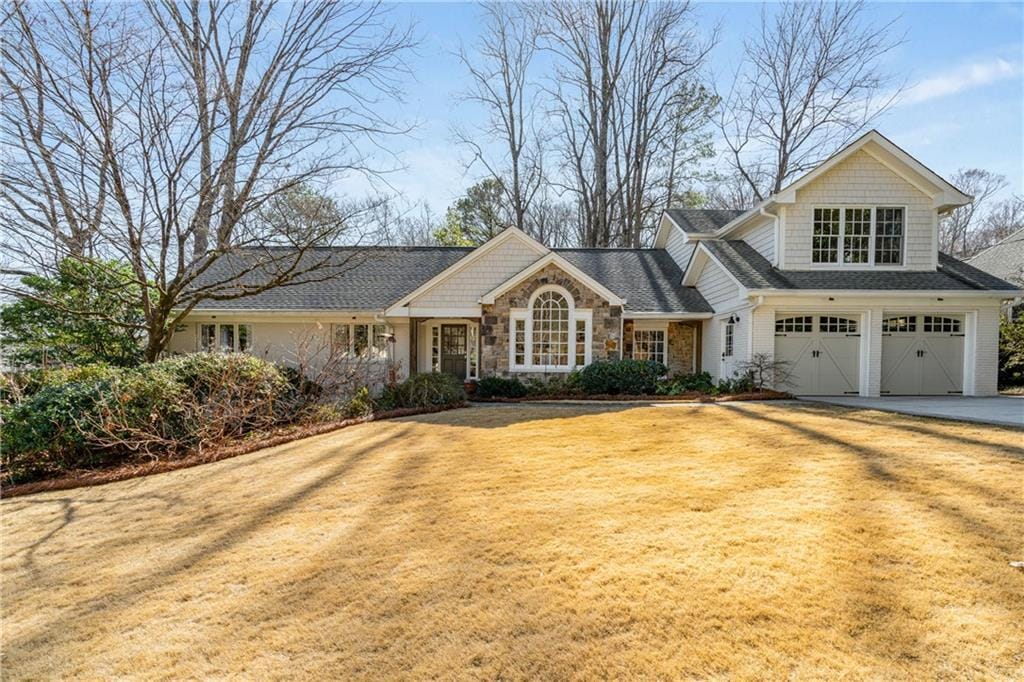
xmin=510 ymin=285 xmax=591 ymax=371
xmin=200 ymin=323 xmax=252 ymax=353
xmin=812 ymin=207 xmax=904 ymax=266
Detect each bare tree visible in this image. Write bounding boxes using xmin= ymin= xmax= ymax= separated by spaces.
xmin=939 ymin=169 xmax=1009 ymax=257
xmin=454 ymin=2 xmax=544 ymax=236
xmin=719 ymin=1 xmax=904 ymax=201
xmin=1 ymin=0 xmax=414 ymax=361
xmin=977 ymin=195 xmax=1024 ymax=250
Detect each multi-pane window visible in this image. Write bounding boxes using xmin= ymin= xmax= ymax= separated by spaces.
xmin=531 ymin=290 xmax=570 ymax=367
xmin=723 ymin=321 xmax=734 ymax=358
xmin=843 ymin=208 xmax=872 ymax=264
xmin=468 ymin=326 xmax=479 ymax=377
xmin=633 ymin=329 xmax=666 ymax=364
xmin=819 ymin=316 xmax=858 ymax=334
xmin=200 ymin=323 xmax=252 ymax=352
xmin=882 ymin=316 xmax=916 ymax=333
xmin=775 ymin=316 xmax=814 ymax=333
xmin=513 ymin=319 xmax=526 ymax=366
xmin=575 ymin=319 xmax=587 ymax=367
xmin=923 ymin=316 xmax=961 ymax=333
xmin=874 ymin=208 xmax=904 ymax=264
xmin=431 ymin=326 xmax=441 ymax=371
xmin=812 ymin=206 xmax=905 ymax=265
xmin=332 ymin=323 xmax=389 ymax=358
xmin=812 ymin=208 xmax=841 ymax=263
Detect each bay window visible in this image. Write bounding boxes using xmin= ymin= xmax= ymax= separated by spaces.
xmin=812 ymin=206 xmax=904 ymax=266
xmin=199 ymin=323 xmax=252 ymax=352
xmin=510 ymin=286 xmax=591 ymax=371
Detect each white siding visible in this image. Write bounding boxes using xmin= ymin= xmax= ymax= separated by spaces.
xmin=742 ymin=221 xmax=776 ymax=263
xmin=410 ymin=240 xmax=541 ymax=308
xmin=783 ymin=150 xmax=935 ymax=270
xmin=664 ymin=226 xmax=695 ymax=271
xmin=972 ymin=306 xmax=1001 ymax=396
xmin=702 ymin=309 xmax=753 ymax=381
xmin=695 ymin=258 xmax=741 ymax=311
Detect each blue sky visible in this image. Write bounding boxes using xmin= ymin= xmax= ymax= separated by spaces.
xmin=338 ymin=1 xmax=1024 ymax=211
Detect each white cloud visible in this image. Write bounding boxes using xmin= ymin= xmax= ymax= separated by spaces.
xmin=903 ymin=57 xmax=1021 ymax=105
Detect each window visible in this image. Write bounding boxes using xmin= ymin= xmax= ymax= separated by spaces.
xmin=632 ymin=328 xmax=666 ymax=364
xmin=200 ymin=323 xmax=252 ymax=353
xmin=812 ymin=206 xmax=905 ymax=266
xmin=882 ymin=316 xmax=916 ymax=333
xmin=723 ymin=321 xmax=734 ymax=358
xmin=812 ymin=208 xmax=841 ymax=264
xmin=819 ymin=316 xmax=857 ymax=334
xmin=332 ymin=323 xmax=390 ymax=358
xmin=468 ymin=326 xmax=479 ymax=378
xmin=509 ymin=286 xmax=591 ymax=371
xmin=874 ymin=208 xmax=904 ymax=264
xmin=775 ymin=316 xmax=813 ymax=333
xmin=431 ymin=326 xmax=441 ymax=371
xmin=923 ymin=316 xmax=960 ymax=333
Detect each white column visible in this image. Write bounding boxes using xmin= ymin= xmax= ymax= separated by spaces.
xmin=862 ymin=307 xmax=883 ymax=397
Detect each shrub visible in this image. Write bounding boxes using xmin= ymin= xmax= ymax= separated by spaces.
xmin=577 ymin=359 xmax=666 ymax=395
xmin=999 ymin=314 xmax=1024 ymax=388
xmin=523 ymin=373 xmax=582 ymax=397
xmin=717 ymin=373 xmax=755 ymax=394
xmin=379 ymin=372 xmax=466 ymax=410
xmin=656 ymin=371 xmax=716 ymax=395
xmin=343 ymin=386 xmax=374 ymax=418
xmin=476 ymin=375 xmax=528 ymax=399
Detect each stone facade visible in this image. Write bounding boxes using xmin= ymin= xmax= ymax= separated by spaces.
xmin=480 ymin=263 xmax=622 ymax=377
xmin=622 ymin=320 xmax=698 ymax=375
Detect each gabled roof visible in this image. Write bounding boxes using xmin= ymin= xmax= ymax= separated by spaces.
xmin=665 ymin=208 xmax=746 ymax=235
xmin=481 ymin=252 xmax=625 ymax=306
xmin=966 ymin=228 xmax=1024 ymax=285
xmin=693 ymin=239 xmax=1021 ymax=293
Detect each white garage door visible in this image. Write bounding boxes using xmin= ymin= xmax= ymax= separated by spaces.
xmin=774 ymin=314 xmax=860 ymax=395
xmin=881 ymin=315 xmax=964 ymax=395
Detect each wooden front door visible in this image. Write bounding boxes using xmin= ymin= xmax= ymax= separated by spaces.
xmin=440 ymin=324 xmax=467 ymax=379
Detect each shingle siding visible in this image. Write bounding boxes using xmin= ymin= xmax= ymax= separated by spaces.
xmin=784 ymin=150 xmax=935 ymax=269
xmin=410 ymin=240 xmax=541 ymax=308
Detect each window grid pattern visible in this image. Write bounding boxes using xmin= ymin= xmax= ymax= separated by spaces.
xmin=882 ymin=316 xmax=916 ymax=333
xmin=819 ymin=316 xmax=857 ymax=334
xmin=431 ymin=326 xmax=440 ymax=371
xmin=843 ymin=208 xmax=872 ymax=264
xmin=574 ymin=319 xmax=587 ymax=367
xmin=633 ymin=329 xmax=666 ymax=364
xmin=812 ymin=208 xmax=841 ymax=263
xmin=200 ymin=324 xmax=216 ymax=351
xmin=874 ymin=207 xmax=904 ymax=264
xmin=724 ymin=322 xmax=734 ymax=358
xmin=531 ymin=290 xmax=570 ymax=366
xmin=775 ymin=316 xmax=814 ymax=333
xmin=468 ymin=326 xmax=479 ymax=377
xmin=513 ymin=319 xmax=526 ymax=366
xmin=923 ymin=316 xmax=960 ymax=333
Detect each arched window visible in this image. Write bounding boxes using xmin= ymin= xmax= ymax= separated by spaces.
xmin=531 ymin=290 xmax=570 ymax=366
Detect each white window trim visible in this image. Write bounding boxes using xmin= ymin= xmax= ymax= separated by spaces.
xmin=722 ymin=319 xmax=735 ymax=358
xmin=198 ymin=322 xmax=253 ymax=353
xmin=425 ymin=320 xmax=479 ymax=380
xmin=631 ymin=321 xmax=669 ymax=364
xmin=509 ymin=285 xmax=592 ymax=373
xmin=810 ymin=205 xmax=907 ymax=269
xmin=332 ymin=322 xmax=391 ymax=360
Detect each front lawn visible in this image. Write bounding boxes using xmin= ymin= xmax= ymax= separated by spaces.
xmin=3 ymin=403 xmax=1022 ymax=678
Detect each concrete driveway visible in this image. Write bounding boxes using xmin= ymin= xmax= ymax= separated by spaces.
xmin=809 ymin=395 xmax=1024 ymax=428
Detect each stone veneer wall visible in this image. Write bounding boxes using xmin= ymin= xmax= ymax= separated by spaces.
xmin=622 ymin=320 xmax=697 ymax=375
xmin=480 ymin=263 xmax=622 ymax=377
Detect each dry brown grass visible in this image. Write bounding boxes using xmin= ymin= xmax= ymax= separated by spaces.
xmin=3 ymin=402 xmax=1022 ymax=679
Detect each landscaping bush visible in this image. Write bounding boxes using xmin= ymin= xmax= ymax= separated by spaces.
xmin=717 ymin=373 xmax=755 ymax=394
xmin=655 ymin=371 xmax=716 ymax=395
xmin=577 ymin=359 xmax=666 ymax=395
xmin=476 ymin=375 xmax=528 ymax=399
xmin=523 ymin=373 xmax=582 ymax=397
xmin=999 ymin=314 xmax=1024 ymax=388
xmin=378 ymin=372 xmax=466 ymax=409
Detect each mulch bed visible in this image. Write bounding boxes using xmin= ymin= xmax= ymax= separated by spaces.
xmin=470 ymin=390 xmax=792 ymax=403
xmin=2 ymin=403 xmax=466 ymax=499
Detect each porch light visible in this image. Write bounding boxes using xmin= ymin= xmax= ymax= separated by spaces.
xmin=728 ymin=314 xmax=739 ymax=324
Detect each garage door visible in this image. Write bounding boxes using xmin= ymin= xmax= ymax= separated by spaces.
xmin=881 ymin=315 xmax=964 ymax=395
xmin=774 ymin=314 xmax=860 ymax=395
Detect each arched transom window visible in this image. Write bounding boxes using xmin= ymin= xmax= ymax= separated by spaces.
xmin=510 ymin=285 xmax=592 ymax=371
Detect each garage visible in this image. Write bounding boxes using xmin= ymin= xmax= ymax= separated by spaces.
xmin=774 ymin=314 xmax=860 ymax=395
xmin=881 ymin=315 xmax=964 ymax=395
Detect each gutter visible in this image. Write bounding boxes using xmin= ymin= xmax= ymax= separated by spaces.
xmin=744 ymin=289 xmax=1024 ymax=299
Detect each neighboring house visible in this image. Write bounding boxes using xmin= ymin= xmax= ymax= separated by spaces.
xmin=170 ymin=131 xmax=1021 ymax=397
xmin=966 ymin=227 xmax=1024 ymax=319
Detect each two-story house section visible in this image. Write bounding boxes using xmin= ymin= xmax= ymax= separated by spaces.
xmin=657 ymin=130 xmax=1019 ymax=397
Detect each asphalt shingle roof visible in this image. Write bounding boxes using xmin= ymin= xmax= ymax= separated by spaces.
xmin=701 ymin=240 xmax=1021 ymax=291
xmin=966 ymin=228 xmax=1024 ymax=285
xmin=665 ymin=208 xmax=746 ymax=234
xmin=189 ymin=245 xmax=712 ymax=314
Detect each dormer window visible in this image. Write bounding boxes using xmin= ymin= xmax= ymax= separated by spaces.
xmin=812 ymin=207 xmax=904 ymax=266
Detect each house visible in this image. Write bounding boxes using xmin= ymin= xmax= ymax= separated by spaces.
xmin=169 ymin=131 xmax=1021 ymax=396
xmin=966 ymin=227 xmax=1023 ymax=319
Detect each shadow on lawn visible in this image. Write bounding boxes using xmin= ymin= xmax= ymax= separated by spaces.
xmin=4 ymin=426 xmax=412 ymax=660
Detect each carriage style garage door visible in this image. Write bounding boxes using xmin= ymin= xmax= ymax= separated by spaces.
xmin=774 ymin=314 xmax=861 ymax=395
xmin=880 ymin=315 xmax=964 ymax=395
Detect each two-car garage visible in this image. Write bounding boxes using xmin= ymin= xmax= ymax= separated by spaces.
xmin=773 ymin=312 xmax=965 ymax=396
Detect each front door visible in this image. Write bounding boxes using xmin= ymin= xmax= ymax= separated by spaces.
xmin=440 ymin=324 xmax=467 ymax=379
